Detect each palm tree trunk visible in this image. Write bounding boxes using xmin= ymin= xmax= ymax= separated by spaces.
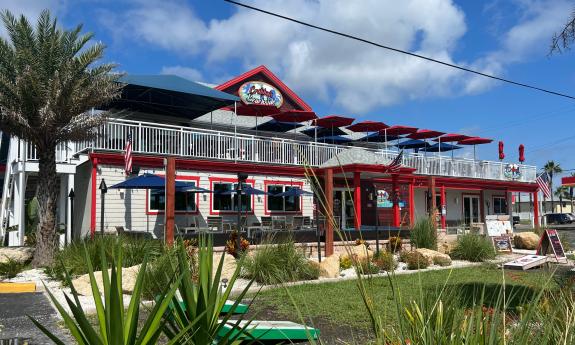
xmin=550 ymin=174 xmax=555 ymax=212
xmin=31 ymin=146 xmax=58 ymax=267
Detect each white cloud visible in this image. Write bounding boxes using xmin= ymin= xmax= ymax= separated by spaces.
xmin=160 ymin=65 xmax=203 ymax=81
xmin=0 ymin=0 xmax=64 ymax=38
xmin=99 ymin=0 xmax=572 ymax=113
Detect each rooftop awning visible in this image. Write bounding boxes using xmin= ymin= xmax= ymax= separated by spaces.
xmin=106 ymin=74 xmax=240 ymax=120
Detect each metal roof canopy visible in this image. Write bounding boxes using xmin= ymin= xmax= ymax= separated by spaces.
xmin=105 ymin=75 xmax=240 ymax=119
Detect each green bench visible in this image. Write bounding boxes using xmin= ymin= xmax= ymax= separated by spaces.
xmin=218 ymin=320 xmax=320 ymax=344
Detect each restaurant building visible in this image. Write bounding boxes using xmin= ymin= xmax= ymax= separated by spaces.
xmin=0 ymin=65 xmax=540 ymax=254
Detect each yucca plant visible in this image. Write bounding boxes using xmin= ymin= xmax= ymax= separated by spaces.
xmin=30 ymin=240 xmax=185 ymax=345
xmin=163 ymin=236 xmax=256 ymax=344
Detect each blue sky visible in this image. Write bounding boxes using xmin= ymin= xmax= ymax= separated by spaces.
xmin=5 ymin=0 xmax=575 ymax=180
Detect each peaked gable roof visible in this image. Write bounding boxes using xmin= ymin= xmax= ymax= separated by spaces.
xmin=216 ymin=65 xmax=312 ymax=111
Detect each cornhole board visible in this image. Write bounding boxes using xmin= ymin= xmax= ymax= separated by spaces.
xmin=218 ymin=320 xmax=319 ymax=343
xmin=504 ymin=255 xmax=547 ymax=270
xmin=536 ymin=229 xmax=567 ymax=263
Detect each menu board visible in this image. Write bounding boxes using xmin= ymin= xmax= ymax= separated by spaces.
xmin=485 ymin=219 xmax=512 ymax=237
xmin=536 ymin=229 xmax=566 ymax=262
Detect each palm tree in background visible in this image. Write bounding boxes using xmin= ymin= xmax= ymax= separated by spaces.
xmin=555 ymin=186 xmax=569 ymax=214
xmin=543 ymin=161 xmax=563 ymax=213
xmin=0 ymin=10 xmax=121 ymax=266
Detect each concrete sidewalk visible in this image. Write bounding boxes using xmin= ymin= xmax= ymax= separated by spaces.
xmin=0 ymin=292 xmax=72 ymax=344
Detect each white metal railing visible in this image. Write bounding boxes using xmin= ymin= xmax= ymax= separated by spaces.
xmin=24 ymin=118 xmax=536 ymax=182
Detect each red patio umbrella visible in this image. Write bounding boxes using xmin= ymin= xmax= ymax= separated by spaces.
xmin=271 ymin=110 xmax=317 ymax=139
xmin=458 ymin=136 xmax=493 ymax=160
xmin=498 ymin=141 xmax=505 ymax=161
xmin=433 ymin=133 xmax=471 ymax=142
xmin=235 ymin=103 xmax=280 ymax=135
xmin=346 ymin=120 xmax=388 ymax=132
xmin=518 ymin=144 xmax=525 ymax=163
xmin=382 ymin=125 xmax=418 ymax=136
xmin=313 ymin=115 xmax=355 ymax=142
xmin=407 ymin=129 xmax=445 ymax=140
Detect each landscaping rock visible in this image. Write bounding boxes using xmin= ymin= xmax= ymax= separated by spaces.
xmin=71 ymin=264 xmax=141 ymax=296
xmin=316 ymin=254 xmax=340 ymax=278
xmin=514 ymin=232 xmax=539 ymax=250
xmin=437 ymin=234 xmax=458 ymax=254
xmin=415 ymin=248 xmax=451 ymax=265
xmin=0 ymin=247 xmax=34 ymax=264
xmin=213 ymin=253 xmax=238 ymax=281
xmin=340 ymin=244 xmax=373 ymax=263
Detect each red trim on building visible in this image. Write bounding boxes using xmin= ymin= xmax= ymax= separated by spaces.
xmin=215 ymin=65 xmax=313 ymax=111
xmin=90 ymin=155 xmax=98 ymax=239
xmin=145 ymin=175 xmax=200 ymax=215
xmin=208 ymin=176 xmax=256 ymax=215
xmin=562 ymin=176 xmax=575 ymax=186
xmin=263 ymin=180 xmax=304 ymax=215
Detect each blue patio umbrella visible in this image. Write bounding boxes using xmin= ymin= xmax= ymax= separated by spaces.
xmin=252 ymin=120 xmax=303 ymax=133
xmin=356 ymin=132 xmax=400 ymax=142
xmin=422 ymin=143 xmax=461 ymax=152
xmin=274 ymin=188 xmax=314 ymax=197
xmin=301 ymin=127 xmax=346 ymax=138
xmin=395 ymin=139 xmax=430 ymax=150
xmin=109 ymin=173 xmax=196 ymax=189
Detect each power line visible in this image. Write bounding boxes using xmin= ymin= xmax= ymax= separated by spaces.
xmin=224 ymin=0 xmax=575 ymax=101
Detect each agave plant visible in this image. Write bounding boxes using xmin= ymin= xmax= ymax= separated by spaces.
xmin=163 ymin=236 xmax=256 ymax=344
xmin=30 ymin=240 xmax=185 ymax=345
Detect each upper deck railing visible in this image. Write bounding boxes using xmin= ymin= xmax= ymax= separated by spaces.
xmin=22 ymin=118 xmax=537 ymax=183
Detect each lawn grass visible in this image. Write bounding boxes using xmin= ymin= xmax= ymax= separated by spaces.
xmin=250 ymin=265 xmax=557 ymax=330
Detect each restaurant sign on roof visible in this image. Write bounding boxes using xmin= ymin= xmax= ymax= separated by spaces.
xmin=239 ymin=81 xmax=283 ymax=108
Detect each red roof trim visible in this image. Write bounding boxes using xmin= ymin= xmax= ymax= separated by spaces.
xmin=215 ymin=65 xmax=312 ymax=111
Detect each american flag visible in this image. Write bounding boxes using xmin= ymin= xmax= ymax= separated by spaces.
xmin=536 ymin=171 xmax=551 ymax=199
xmin=124 ymin=132 xmax=132 ymax=175
xmin=386 ymin=150 xmax=404 ymax=173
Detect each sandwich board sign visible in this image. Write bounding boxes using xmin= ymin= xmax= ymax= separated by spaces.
xmin=536 ymin=229 xmax=567 ymax=263
xmin=504 ymin=255 xmax=547 ymax=270
xmin=491 ymin=235 xmax=513 ymax=253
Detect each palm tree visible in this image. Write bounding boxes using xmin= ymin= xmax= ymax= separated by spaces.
xmin=543 ymin=160 xmax=563 ymax=213
xmin=555 ymin=186 xmax=569 ymax=214
xmin=0 ymin=10 xmax=121 ymax=266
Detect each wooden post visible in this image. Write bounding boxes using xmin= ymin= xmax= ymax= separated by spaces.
xmin=353 ymin=171 xmax=361 ymax=230
xmin=392 ymin=174 xmax=400 ymax=227
xmin=165 ymin=157 xmax=176 ymax=247
xmin=324 ymin=168 xmax=334 ymax=256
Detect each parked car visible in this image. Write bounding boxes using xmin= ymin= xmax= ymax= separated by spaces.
xmin=545 ymin=213 xmax=574 ymax=225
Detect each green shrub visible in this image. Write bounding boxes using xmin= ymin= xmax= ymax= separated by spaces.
xmin=0 ymin=257 xmax=27 ymax=278
xmin=372 ymin=251 xmax=397 ymax=271
xmin=410 ymin=217 xmax=438 ymax=250
xmin=405 ymin=251 xmax=429 ymax=270
xmin=432 ymin=256 xmax=452 ymax=267
xmin=358 ymin=258 xmax=380 ymax=275
xmin=46 ymin=235 xmax=163 ymax=283
xmin=451 ymin=233 xmax=496 ymax=262
xmin=340 ymin=255 xmax=353 ymax=269
xmin=243 ymin=239 xmax=319 ymax=284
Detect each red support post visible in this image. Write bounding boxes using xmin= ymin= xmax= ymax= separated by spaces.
xmin=354 ymin=171 xmax=361 ymax=230
xmin=392 ymin=174 xmax=400 ymax=227
xmin=534 ymin=191 xmax=539 ymax=227
xmin=165 ymin=157 xmax=176 ymax=247
xmin=440 ymin=185 xmax=446 ymax=229
xmin=409 ymin=179 xmax=415 ymax=226
xmin=324 ymin=168 xmax=334 ymax=256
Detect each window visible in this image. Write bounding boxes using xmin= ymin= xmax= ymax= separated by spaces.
xmin=212 ymin=182 xmax=252 ymax=212
xmin=148 ymin=181 xmax=197 ymax=212
xmin=266 ymin=185 xmax=300 ymax=212
xmin=493 ymin=196 xmax=507 ymax=214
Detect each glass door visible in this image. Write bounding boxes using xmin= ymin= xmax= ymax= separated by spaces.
xmin=344 ymin=190 xmax=355 ymax=229
xmin=333 ymin=190 xmax=343 ymax=229
xmin=463 ymin=195 xmax=480 ymax=225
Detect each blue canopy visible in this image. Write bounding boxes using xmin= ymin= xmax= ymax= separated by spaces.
xmin=356 ymin=132 xmax=400 ymax=142
xmin=274 ymin=188 xmax=314 ymax=197
xmin=395 ymin=139 xmax=430 ymax=149
xmin=106 ymin=75 xmax=239 ymax=120
xmin=301 ymin=127 xmax=346 ymax=138
xmin=219 ymin=186 xmax=270 ymax=196
xmin=109 ymin=174 xmax=196 ymax=190
xmin=252 ymin=120 xmax=303 ymax=133
xmin=422 ymin=143 xmax=462 ymax=152
xmin=320 ymin=135 xmax=353 ymax=144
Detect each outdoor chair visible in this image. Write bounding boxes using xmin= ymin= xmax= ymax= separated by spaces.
xmin=292 ymin=216 xmax=304 ymax=230
xmin=272 ymin=216 xmax=287 ymax=231
xmin=207 ymin=216 xmax=224 ymax=233
xmin=260 ymin=216 xmax=272 ymax=232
